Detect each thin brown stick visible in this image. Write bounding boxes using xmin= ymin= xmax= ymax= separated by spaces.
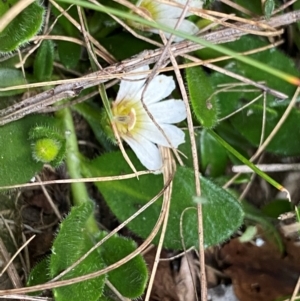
xmin=219 ymin=0 xmax=257 ymax=16
xmin=49 ymin=0 xmax=116 ymax=64
xmin=0 ymin=236 xmax=35 ymax=279
xmin=290 ymin=276 xmax=300 ymax=301
xmin=144 ymin=148 xmax=174 ymax=300
xmin=0 ymin=239 xmax=23 ymax=289
xmin=0 ymin=10 xmax=299 ymax=126
xmin=0 ymin=171 xmax=153 ymax=191
xmin=36 ymin=175 xmax=62 ymax=220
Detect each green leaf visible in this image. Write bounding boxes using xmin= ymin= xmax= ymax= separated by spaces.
xmin=231 ymin=104 xmax=300 ymax=156
xmin=263 ymin=0 xmax=275 ymax=20
xmin=0 ymin=68 xmax=27 ymax=96
xmin=51 ymin=4 xmax=81 ymax=68
xmin=27 ymin=258 xmax=50 ymax=295
xmin=57 ymin=41 xmax=81 ymax=69
xmin=0 ymin=0 xmax=44 ymax=53
xmin=210 ymin=36 xmax=298 ymax=109
xmin=177 ymin=129 xmax=199 ymax=168
xmin=50 ymin=202 xmax=106 ymax=301
xmin=261 ymin=200 xmax=292 ymax=219
xmin=96 ymin=232 xmax=148 ymax=298
xmin=34 ymin=40 xmax=55 ymax=81
xmin=82 ymin=151 xmax=244 ymax=249
xmin=186 ymin=63 xmax=219 ymax=128
xmin=0 ymin=115 xmax=56 ymax=187
xmin=99 ymin=32 xmax=155 ymax=60
xmin=200 ymin=129 xmax=228 ymax=177
xmin=51 ymin=4 xmax=79 ymax=37
xmin=228 ymin=0 xmax=262 ymax=15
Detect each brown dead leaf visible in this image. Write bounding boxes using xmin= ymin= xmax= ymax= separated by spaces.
xmin=220 ymin=237 xmax=300 ymax=301
xmin=144 ymin=248 xmax=180 ymax=301
xmin=174 ymin=253 xmax=197 ymax=301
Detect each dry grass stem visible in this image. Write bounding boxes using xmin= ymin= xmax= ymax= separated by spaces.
xmin=36 ymin=175 xmax=62 ymax=220
xmin=0 ymin=236 xmax=35 ymax=280
xmin=144 ymin=148 xmax=175 ymax=301
xmin=0 ymin=10 xmax=299 ymax=126
xmin=0 ymin=238 xmax=23 ymax=289
xmin=233 ymin=163 xmax=300 ymax=173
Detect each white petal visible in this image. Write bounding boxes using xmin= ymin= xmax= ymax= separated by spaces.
xmin=154 ymin=0 xmax=203 ymax=19
xmin=149 ymin=99 xmax=186 ymax=123
xmin=174 ymin=0 xmax=203 ymax=11
xmin=123 ymin=134 xmax=163 ymax=171
xmin=155 ymin=2 xmax=184 ymax=19
xmin=149 ymin=19 xmax=199 ymax=42
xmin=143 ymin=75 xmax=175 ymax=105
xmin=139 ymin=122 xmax=185 ymax=148
xmin=116 ymin=65 xmax=149 ymax=103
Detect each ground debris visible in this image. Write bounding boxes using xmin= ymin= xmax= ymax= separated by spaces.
xmin=219 ymin=235 xmax=300 ymax=301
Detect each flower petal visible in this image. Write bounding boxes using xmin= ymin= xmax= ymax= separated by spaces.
xmin=143 ymin=75 xmax=175 ymax=105
xmin=116 ymin=65 xmax=149 ymax=103
xmin=174 ymin=0 xmax=203 ymax=13
xmin=149 ymin=19 xmax=199 ymax=42
xmin=123 ymin=134 xmax=163 ymax=171
xmin=154 ymin=2 xmax=184 ymax=19
xmin=149 ymin=99 xmax=186 ymax=123
xmin=153 ymin=0 xmax=202 ymax=19
xmin=137 ymin=122 xmax=185 ymax=148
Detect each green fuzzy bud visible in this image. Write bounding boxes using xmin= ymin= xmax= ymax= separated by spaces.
xmin=32 ymin=138 xmax=61 ymax=163
xmin=29 ymin=125 xmax=66 ymax=167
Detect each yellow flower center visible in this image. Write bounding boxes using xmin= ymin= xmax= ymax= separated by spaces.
xmin=112 ymin=100 xmax=138 ymax=135
xmin=128 ymin=0 xmax=159 ymax=30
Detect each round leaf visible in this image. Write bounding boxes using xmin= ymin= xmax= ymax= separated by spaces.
xmin=82 ymin=151 xmax=244 ymax=249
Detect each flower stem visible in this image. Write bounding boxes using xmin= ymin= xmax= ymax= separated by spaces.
xmin=56 ymin=108 xmax=99 ymax=234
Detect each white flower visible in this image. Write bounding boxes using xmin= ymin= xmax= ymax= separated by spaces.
xmin=112 ymin=65 xmax=186 ymax=171
xmin=131 ymin=0 xmax=203 ymax=41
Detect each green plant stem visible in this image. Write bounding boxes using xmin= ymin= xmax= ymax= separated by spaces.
xmin=56 ymin=108 xmax=99 ymax=234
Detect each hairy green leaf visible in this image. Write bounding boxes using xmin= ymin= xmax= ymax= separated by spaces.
xmin=186 ymin=63 xmax=219 ymax=128
xmin=0 ymin=0 xmax=44 ymax=53
xmin=50 ymin=202 xmax=106 ymax=301
xmin=34 ymin=40 xmax=54 ymax=81
xmin=27 ymin=258 xmax=50 ymax=295
xmin=82 ymin=151 xmax=244 ymax=249
xmin=96 ymin=232 xmax=148 ymax=298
